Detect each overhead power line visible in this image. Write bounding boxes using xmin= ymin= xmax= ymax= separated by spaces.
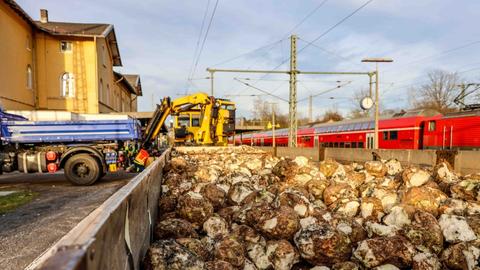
xmin=298 ymin=81 xmax=353 ymax=102
xmin=298 ymin=0 xmax=374 ymax=54
xmin=190 ymin=0 xmax=220 ymax=84
xmin=285 ymin=0 xmax=330 ymax=35
xmin=298 ymin=37 xmax=368 ymax=71
xmin=265 ymin=0 xmax=374 ymax=94
xmin=385 ymin=39 xmax=480 ymax=74
xmin=187 ymin=0 xmax=211 ymax=88
xmin=211 ymin=39 xmax=285 ymax=67
xmin=234 ymin=78 xmax=289 ymax=102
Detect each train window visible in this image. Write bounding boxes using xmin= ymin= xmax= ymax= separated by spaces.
xmin=334 ymin=142 xmax=339 ymax=148
xmin=383 ymin=131 xmax=389 ymax=140
xmin=340 ymin=142 xmax=345 ymax=148
xmin=358 ymin=142 xmax=364 ymax=148
xmin=428 ymin=121 xmax=436 ymax=131
xmin=390 ymin=131 xmax=398 ymax=140
xmin=304 ymin=137 xmax=311 ymax=142
xmin=352 ymin=142 xmax=357 ymax=148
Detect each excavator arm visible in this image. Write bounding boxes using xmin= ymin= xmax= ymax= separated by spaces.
xmin=140 ymin=92 xmax=215 ymax=148
xmin=134 ymin=92 xmax=235 ymax=168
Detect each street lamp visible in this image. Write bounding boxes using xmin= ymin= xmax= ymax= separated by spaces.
xmin=361 ymin=58 xmax=393 ymax=150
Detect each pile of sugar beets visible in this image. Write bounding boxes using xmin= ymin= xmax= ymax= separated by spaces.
xmin=143 ymin=146 xmax=480 ymax=270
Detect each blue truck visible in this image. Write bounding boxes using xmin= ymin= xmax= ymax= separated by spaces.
xmin=0 ymin=110 xmax=145 ymax=185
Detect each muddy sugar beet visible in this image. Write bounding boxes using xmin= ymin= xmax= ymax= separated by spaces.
xmin=144 ymin=146 xmax=480 ymax=269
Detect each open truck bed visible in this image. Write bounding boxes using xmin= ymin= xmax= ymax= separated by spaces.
xmin=1 ymin=119 xmax=141 ymax=144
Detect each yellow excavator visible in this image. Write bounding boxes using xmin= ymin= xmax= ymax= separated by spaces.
xmin=141 ymin=92 xmax=236 ymax=147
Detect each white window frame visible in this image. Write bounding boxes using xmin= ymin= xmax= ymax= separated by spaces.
xmin=60 ymin=72 xmax=75 ymax=98
xmin=60 ymin=41 xmax=72 ymax=53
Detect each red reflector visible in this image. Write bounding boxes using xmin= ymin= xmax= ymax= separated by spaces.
xmin=46 ymin=151 xmax=57 ymax=161
xmin=47 ymin=163 xmax=57 ymax=173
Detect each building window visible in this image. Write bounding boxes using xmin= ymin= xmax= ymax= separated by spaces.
xmin=106 ymin=84 xmax=110 ymax=105
xmin=26 ymin=36 xmax=31 ymax=51
xmin=99 ymin=79 xmax=104 ymax=102
xmin=26 ymin=65 xmax=33 ymax=89
xmin=428 ymin=121 xmax=436 ymax=132
xmin=61 ymin=72 xmax=75 ymax=97
xmin=60 ymin=41 xmax=72 ymax=52
xmin=102 ymin=45 xmax=107 ymax=67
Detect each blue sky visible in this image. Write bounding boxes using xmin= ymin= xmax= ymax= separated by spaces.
xmin=17 ymin=0 xmax=480 ymax=118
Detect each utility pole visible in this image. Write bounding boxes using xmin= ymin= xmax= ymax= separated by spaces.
xmin=362 ymin=58 xmax=394 ymax=150
xmin=368 ymin=73 xmax=374 ymax=98
xmin=374 ymin=63 xmax=380 ymax=149
xmin=272 ymin=103 xmax=276 ymax=155
xmin=308 ymin=94 xmax=313 ymax=123
xmin=289 ymin=35 xmax=298 ymax=147
xmin=206 ymin=35 xmax=374 ymax=148
xmin=209 ymin=70 xmax=214 ymax=96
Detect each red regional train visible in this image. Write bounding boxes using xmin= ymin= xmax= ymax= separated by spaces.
xmin=233 ymin=109 xmax=480 ymax=150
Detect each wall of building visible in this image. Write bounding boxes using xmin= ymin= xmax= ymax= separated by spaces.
xmin=0 ymin=2 xmax=36 ymax=110
xmin=97 ymin=37 xmax=116 ymax=113
xmin=35 ymin=33 xmax=98 ymax=113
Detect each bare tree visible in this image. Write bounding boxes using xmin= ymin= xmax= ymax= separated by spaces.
xmin=250 ymin=97 xmax=288 ymax=127
xmin=349 ymin=88 xmax=371 ymax=119
xmin=410 ymin=70 xmax=460 ymax=113
xmin=315 ymin=109 xmax=343 ymax=123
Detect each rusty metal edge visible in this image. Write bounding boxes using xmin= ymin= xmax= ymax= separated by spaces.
xmin=25 ymin=148 xmax=171 ymax=270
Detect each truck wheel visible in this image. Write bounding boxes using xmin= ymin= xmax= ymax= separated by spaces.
xmin=64 ymin=154 xmax=101 ymax=185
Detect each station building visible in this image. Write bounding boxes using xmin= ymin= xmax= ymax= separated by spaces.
xmin=0 ymin=0 xmax=142 ymax=113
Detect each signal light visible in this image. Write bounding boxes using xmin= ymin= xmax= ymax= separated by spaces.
xmin=47 ymin=163 xmax=57 ymax=173
xmin=46 ymin=151 xmax=57 ymax=161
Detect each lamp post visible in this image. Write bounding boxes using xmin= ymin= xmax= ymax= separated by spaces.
xmin=361 ymin=58 xmax=393 ymax=150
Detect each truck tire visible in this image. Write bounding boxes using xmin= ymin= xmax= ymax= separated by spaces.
xmin=64 ymin=154 xmax=101 ymax=185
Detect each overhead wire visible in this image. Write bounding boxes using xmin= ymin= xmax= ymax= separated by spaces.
xmin=211 ymin=38 xmax=285 ymax=67
xmin=186 ymin=0 xmax=211 ymax=90
xmin=227 ymin=0 xmax=334 ymax=96
xmin=384 ymin=39 xmax=480 ymax=74
xmin=189 ymin=0 xmax=220 ymax=86
xmin=285 ymin=0 xmax=330 ymax=35
xmin=298 ymin=81 xmax=353 ymax=102
xmin=297 ymin=37 xmax=368 ymax=71
xmin=233 ymin=78 xmax=289 ymax=102
xmin=266 ymin=0 xmax=374 ymax=95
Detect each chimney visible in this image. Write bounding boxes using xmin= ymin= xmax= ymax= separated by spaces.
xmin=40 ymin=9 xmax=48 ymax=23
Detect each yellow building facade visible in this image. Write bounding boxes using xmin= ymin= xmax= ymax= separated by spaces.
xmin=0 ymin=0 xmax=142 ymax=113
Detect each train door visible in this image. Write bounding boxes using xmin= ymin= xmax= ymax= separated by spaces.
xmin=314 ymin=136 xmax=319 ymax=148
xmin=260 ymin=138 xmax=264 ymax=146
xmin=442 ymin=125 xmax=454 ymax=149
xmin=366 ymin=133 xmax=374 ymax=149
xmin=418 ymin=122 xmax=425 ymax=149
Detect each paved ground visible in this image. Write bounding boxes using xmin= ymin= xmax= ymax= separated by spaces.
xmin=0 ymin=171 xmax=135 ymax=270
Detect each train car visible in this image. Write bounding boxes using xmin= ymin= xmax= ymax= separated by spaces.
xmin=311 ymin=112 xmax=439 ymax=150
xmin=423 ymin=110 xmax=480 ymax=150
xmin=235 ymin=109 xmax=445 ymax=150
